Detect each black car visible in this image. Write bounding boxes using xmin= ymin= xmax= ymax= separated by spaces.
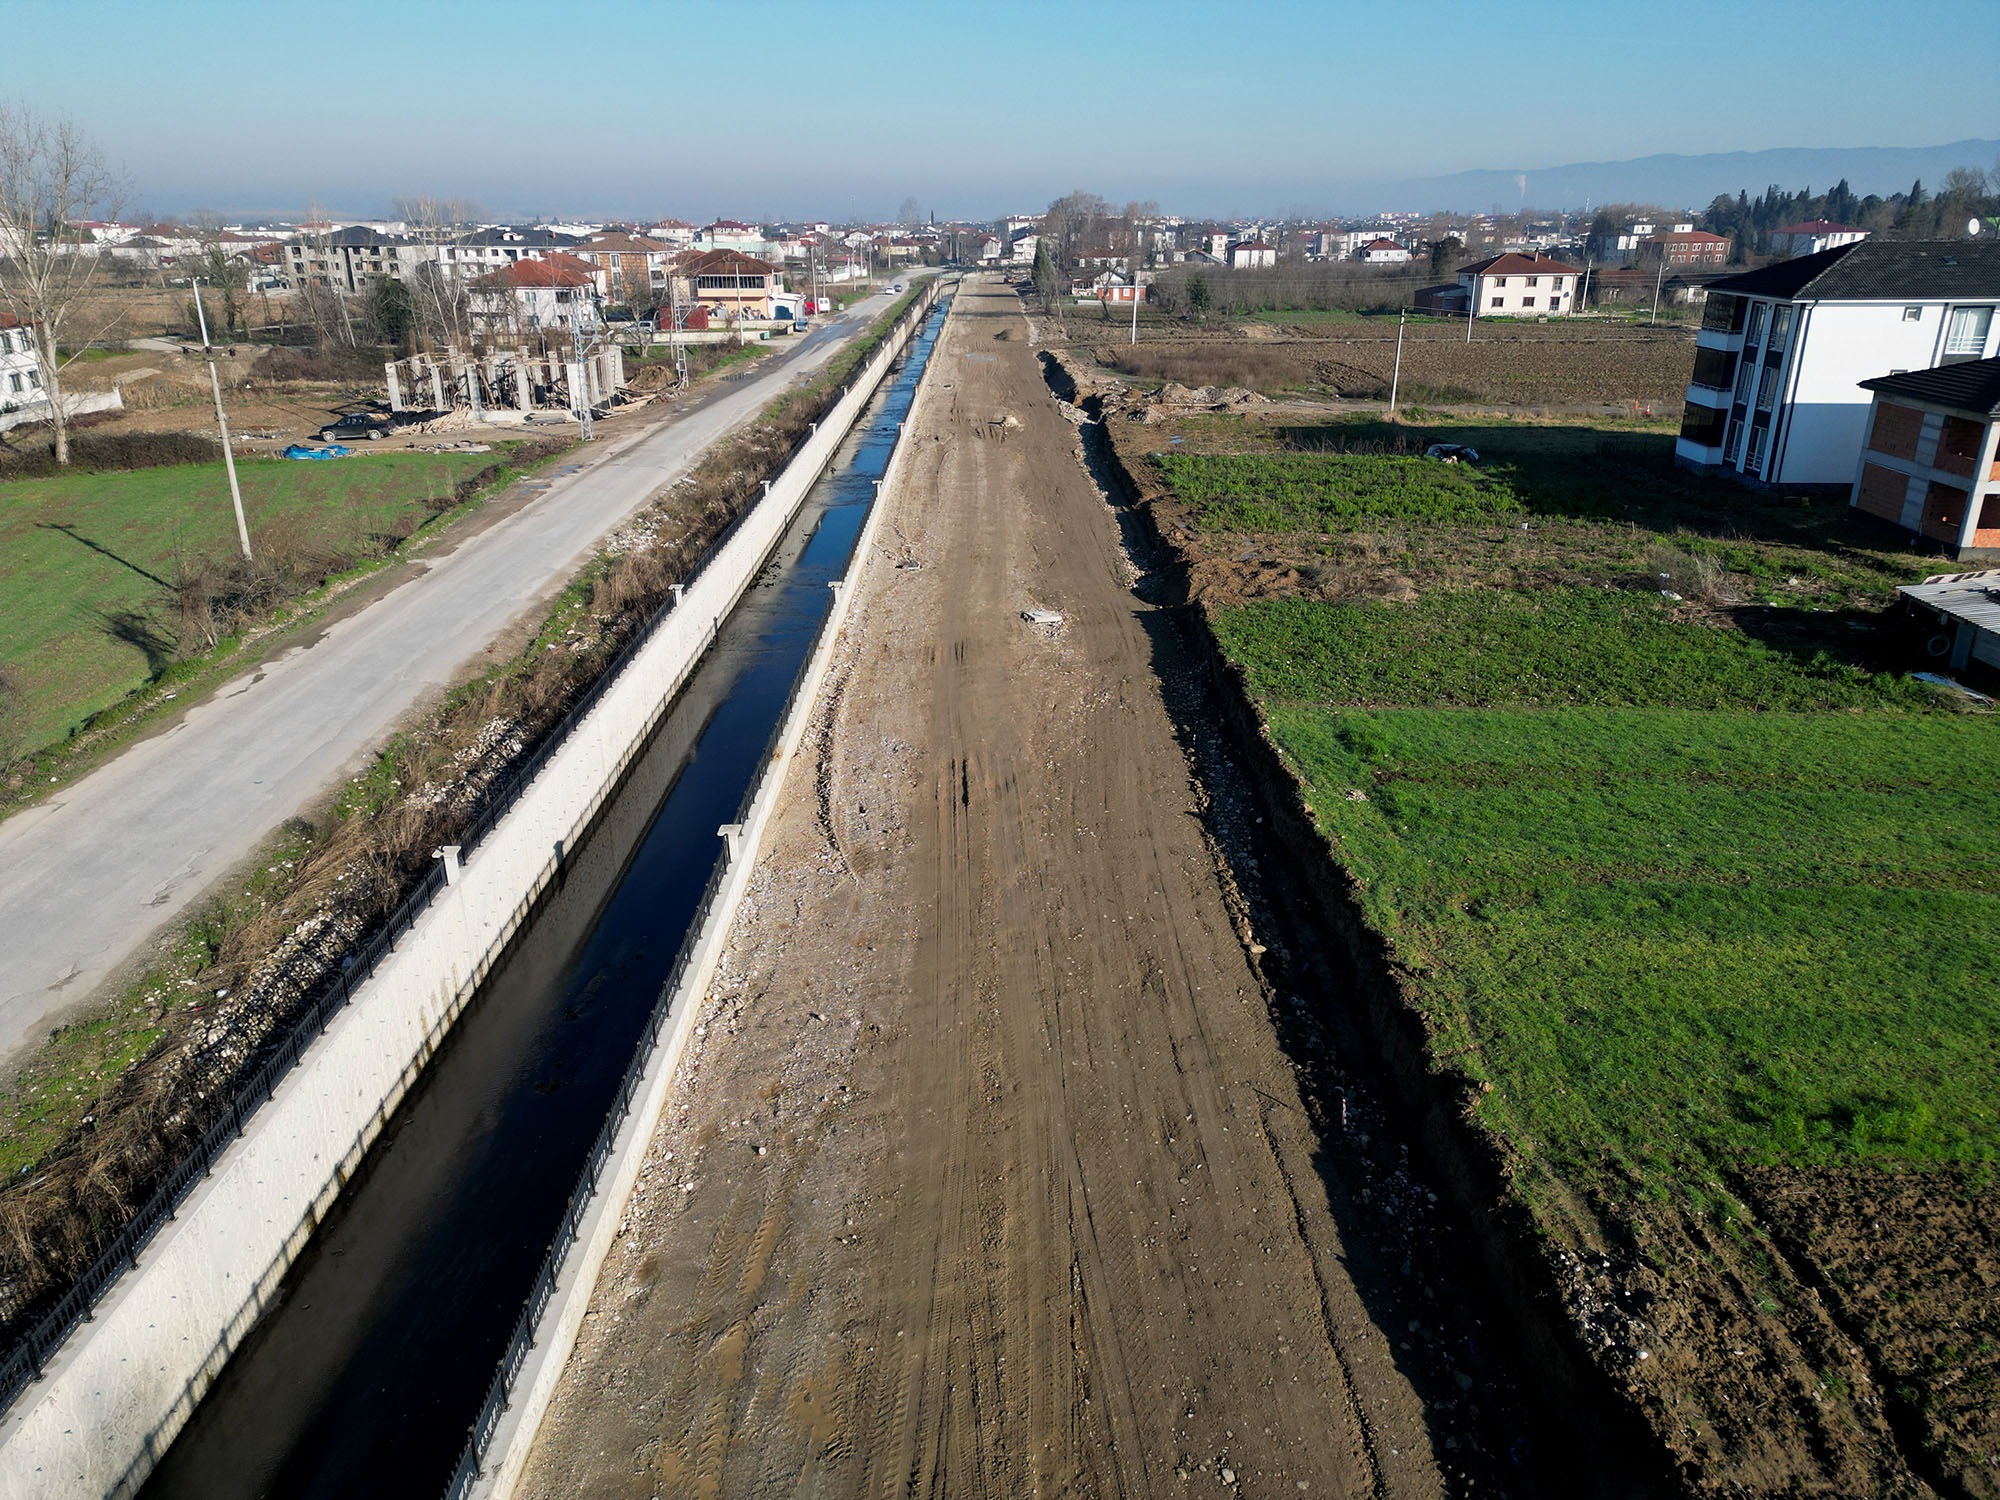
xmin=318 ymin=410 xmax=394 ymax=442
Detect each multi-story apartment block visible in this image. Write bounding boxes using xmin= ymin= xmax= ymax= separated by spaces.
xmin=1675 ymin=240 xmax=2000 ymax=487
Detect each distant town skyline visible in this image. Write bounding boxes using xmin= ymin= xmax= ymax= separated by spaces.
xmin=13 ymin=0 xmax=2000 ymax=222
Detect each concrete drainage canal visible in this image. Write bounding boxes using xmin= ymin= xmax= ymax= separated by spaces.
xmin=133 ymin=300 xmax=949 ymax=1500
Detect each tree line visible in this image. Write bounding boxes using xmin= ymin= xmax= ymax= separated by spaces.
xmin=1693 ymin=164 xmax=1998 ymax=258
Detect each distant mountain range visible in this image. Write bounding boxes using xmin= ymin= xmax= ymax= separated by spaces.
xmin=1342 ymin=139 xmax=2000 ymax=216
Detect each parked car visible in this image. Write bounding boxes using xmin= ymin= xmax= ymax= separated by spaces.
xmin=792 ymin=318 xmax=810 ymax=332
xmin=318 ymin=410 xmax=396 ymax=442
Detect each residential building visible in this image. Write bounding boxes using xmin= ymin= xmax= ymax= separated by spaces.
xmin=1850 ymin=357 xmax=2000 ymax=554
xmin=1772 ymin=221 xmax=1868 ymax=257
xmin=1453 ymin=253 xmax=1581 ymax=316
xmin=0 ymin=314 xmax=44 ymax=409
xmin=1227 ymin=240 xmax=1276 ymax=269
xmin=676 ymin=249 xmax=790 ymax=320
xmin=1675 ymin=240 xmax=2000 ymax=487
xmin=698 ymin=220 xmax=767 ymax=255
xmin=470 ymin=252 xmax=604 ymax=333
xmin=1091 ymin=272 xmax=1151 ymax=304
xmin=576 ymin=231 xmax=674 ymax=298
xmin=648 ymin=219 xmax=698 ymax=248
xmin=978 ymin=236 xmax=1004 ymax=263
xmin=1356 ymin=238 xmax=1411 ymax=265
xmin=442 ymin=227 xmax=583 ymax=274
xmin=286 ymin=227 xmax=426 ymax=292
xmin=1649 ymin=229 xmax=1731 ymax=267
xmin=1008 ymin=231 xmax=1039 ymax=264
xmin=1610 ymin=220 xmax=1694 ymax=257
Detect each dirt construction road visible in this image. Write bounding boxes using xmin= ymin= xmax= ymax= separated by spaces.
xmin=517 ymin=279 xmax=1518 ymax=1499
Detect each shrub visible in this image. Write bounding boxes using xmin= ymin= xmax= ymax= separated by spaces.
xmin=0 ymin=429 xmax=221 ymax=479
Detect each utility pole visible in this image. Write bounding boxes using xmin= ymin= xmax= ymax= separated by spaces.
xmin=192 ymin=278 xmax=252 ymax=562
xmin=1389 ymin=307 xmax=1406 ymax=416
xmin=1466 ymin=274 xmax=1476 ymax=343
xmin=1651 ymin=246 xmax=1667 ymax=327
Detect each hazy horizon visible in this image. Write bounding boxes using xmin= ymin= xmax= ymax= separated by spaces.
xmin=12 ymin=0 xmax=2000 ymax=223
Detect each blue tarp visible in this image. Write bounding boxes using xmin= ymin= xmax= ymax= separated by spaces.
xmin=282 ymin=444 xmax=351 ymax=460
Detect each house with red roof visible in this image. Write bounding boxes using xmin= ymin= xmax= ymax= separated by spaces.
xmin=1356 ymin=237 xmax=1411 ymax=265
xmin=674 ymin=249 xmax=795 ymax=320
xmin=1454 ymin=252 xmax=1582 ymax=316
xmin=471 ymin=251 xmax=605 ymax=332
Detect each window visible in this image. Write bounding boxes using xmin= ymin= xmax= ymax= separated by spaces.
xmin=1490 ymin=296 xmax=1504 ymax=308
xmin=1733 ymin=357 xmax=1758 ymax=403
xmin=1944 ymin=305 xmax=1994 ymax=358
xmin=1745 ymin=422 xmax=1769 ymax=475
xmin=1679 ymin=402 xmax=1727 ymax=449
xmin=1769 ymin=305 xmax=1794 ymax=347
xmin=26 ymin=370 xmax=39 ymax=388
xmin=1494 ymin=275 xmax=1507 ymax=286
xmin=1903 ymin=306 xmax=1923 ymax=322
xmin=1745 ymin=301 xmax=1767 ymax=345
xmin=1522 ymin=296 xmax=1536 ymax=307
xmin=1756 ymin=366 xmax=1779 ymax=411
xmin=1725 ymin=417 xmax=1747 ymax=465
xmin=1690 ymin=347 xmax=1736 ymax=391
xmin=6 ymin=373 xmax=18 ymax=393
xmin=1527 ymin=275 xmax=1539 ymax=286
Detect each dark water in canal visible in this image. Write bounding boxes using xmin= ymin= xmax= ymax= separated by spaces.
xmin=139 ymin=300 xmax=947 ymax=1500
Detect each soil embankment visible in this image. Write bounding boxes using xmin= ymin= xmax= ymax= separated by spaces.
xmin=514 ymin=278 xmax=1602 ymax=1497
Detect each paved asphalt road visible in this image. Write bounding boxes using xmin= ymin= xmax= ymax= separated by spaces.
xmin=0 ymin=288 xmax=906 ymax=1066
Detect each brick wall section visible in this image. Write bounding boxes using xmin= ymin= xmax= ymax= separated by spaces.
xmin=1922 ymin=479 xmax=1972 ymax=542
xmin=1856 ymin=461 xmax=1910 ymax=522
xmin=1935 ymin=416 xmax=1985 ymax=479
xmin=1975 ymin=495 xmax=2000 ymax=550
xmin=1867 ymin=400 xmax=1924 ymax=460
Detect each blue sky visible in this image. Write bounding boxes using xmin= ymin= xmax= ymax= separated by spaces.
xmin=12 ymin=0 xmax=2000 ymax=221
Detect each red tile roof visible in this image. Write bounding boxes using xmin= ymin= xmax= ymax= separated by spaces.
xmin=496 ymin=252 xmax=598 ymax=288
xmin=676 ymin=248 xmax=777 ymax=276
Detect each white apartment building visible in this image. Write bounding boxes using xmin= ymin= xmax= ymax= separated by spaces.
xmin=1675 ymin=240 xmax=2000 ymax=487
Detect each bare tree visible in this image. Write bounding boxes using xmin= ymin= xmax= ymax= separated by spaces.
xmin=0 ymin=104 xmax=127 ymax=464
xmin=190 ymin=211 xmax=248 ymax=341
xmin=395 ymin=194 xmax=480 ymax=349
xmin=300 ymin=200 xmax=357 ymax=347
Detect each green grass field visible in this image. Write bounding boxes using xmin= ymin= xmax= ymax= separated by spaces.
xmin=1167 ymin=419 xmax=2000 ymax=1198
xmin=0 ymin=450 xmax=506 ymax=753
xmin=1156 ymin=452 xmax=1522 ymax=528
xmin=1253 ymin=700 xmax=2000 ymax=1185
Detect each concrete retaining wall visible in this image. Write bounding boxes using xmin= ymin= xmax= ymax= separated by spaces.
xmin=0 ymin=388 xmax=123 ymax=434
xmin=0 ymin=280 xmax=945 ymax=1500
xmin=468 ymin=284 xmax=952 ymax=1500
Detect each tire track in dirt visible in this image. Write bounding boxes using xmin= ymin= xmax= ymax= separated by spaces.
xmin=514 ymin=277 xmax=1523 ymax=1500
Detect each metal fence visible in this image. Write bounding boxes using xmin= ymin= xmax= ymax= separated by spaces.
xmin=0 ymin=281 xmax=944 ymax=1428
xmin=436 ymin=287 xmax=949 ymax=1500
